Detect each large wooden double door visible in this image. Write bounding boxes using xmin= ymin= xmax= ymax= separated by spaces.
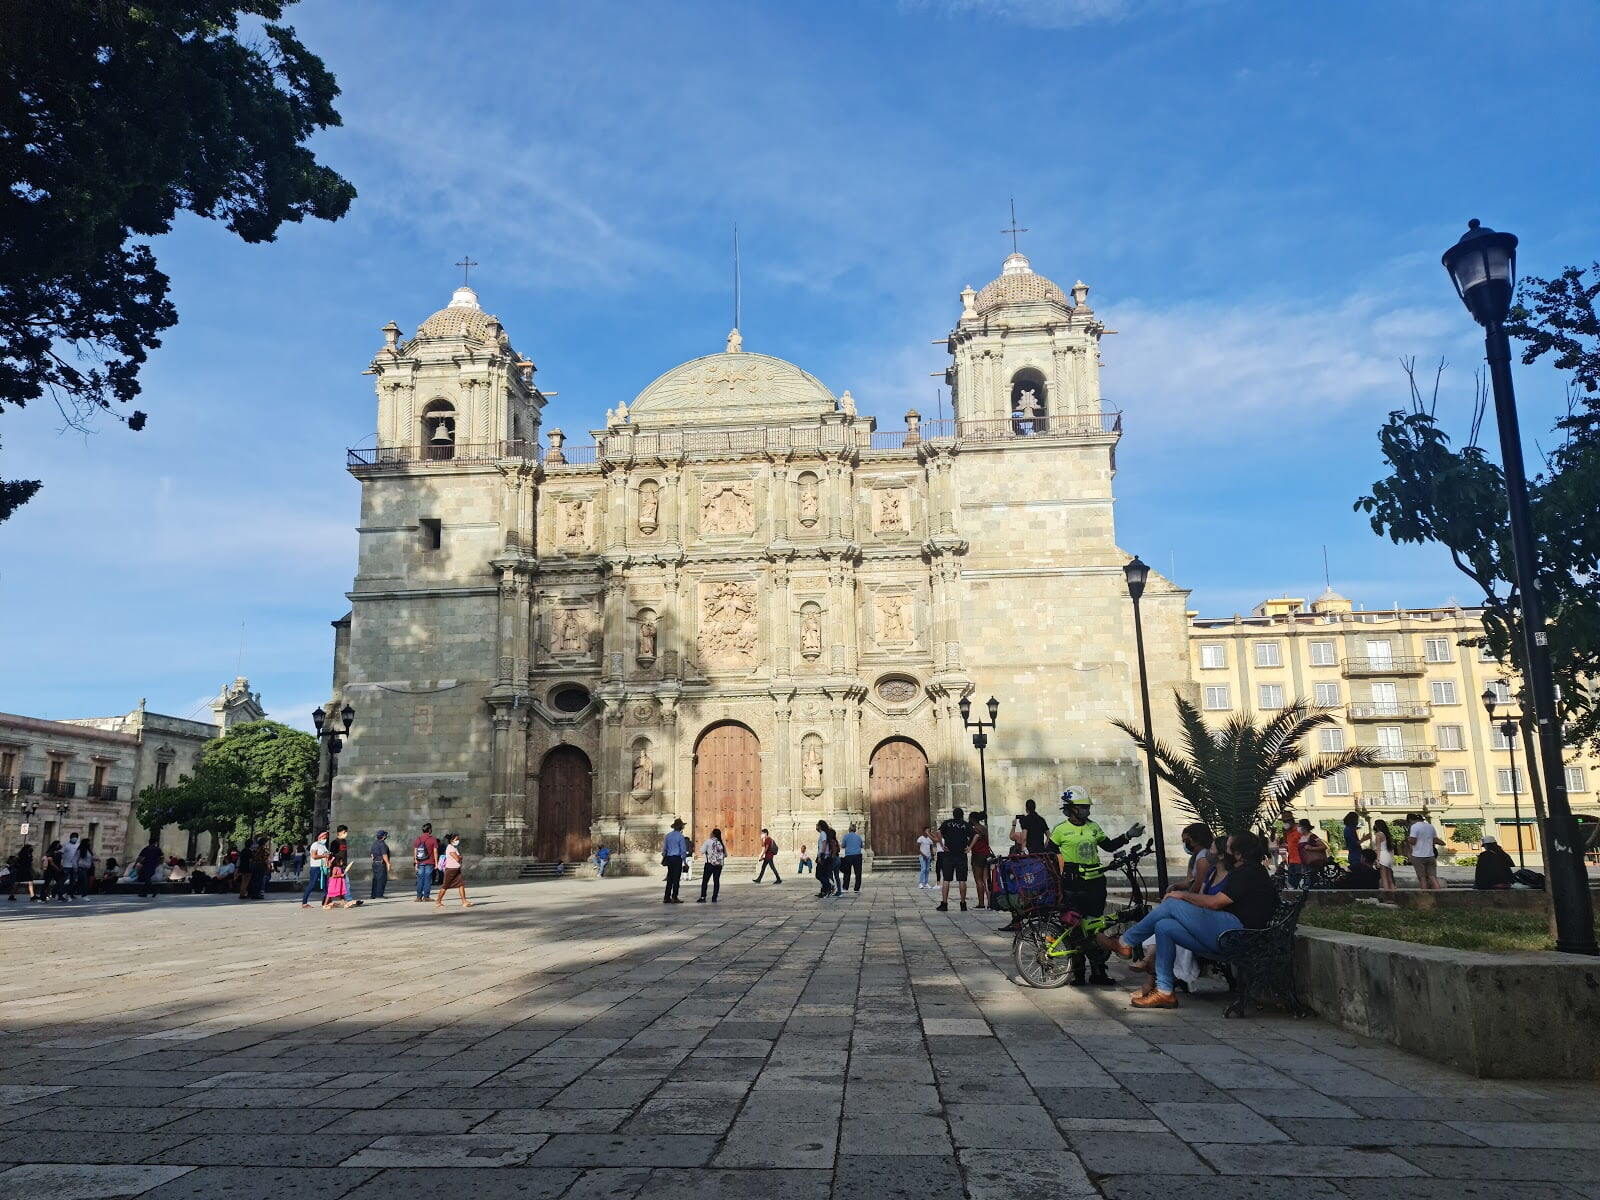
xmin=536 ymin=746 xmax=592 ymax=862
xmin=870 ymin=738 xmax=928 ymax=855
xmin=693 ymin=723 xmax=762 ymax=856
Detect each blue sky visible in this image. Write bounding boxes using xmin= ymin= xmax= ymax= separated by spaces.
xmin=5 ymin=0 xmax=1598 ymax=730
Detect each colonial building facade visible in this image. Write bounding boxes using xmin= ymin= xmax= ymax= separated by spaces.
xmin=333 ymin=251 xmax=1193 ymax=871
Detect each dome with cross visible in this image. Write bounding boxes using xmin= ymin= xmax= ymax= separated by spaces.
xmin=972 ymin=252 xmax=1070 ymax=316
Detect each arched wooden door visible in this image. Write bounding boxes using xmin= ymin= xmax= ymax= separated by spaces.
xmin=870 ymin=738 xmax=928 ymax=855
xmin=536 ymin=746 xmax=592 ymax=862
xmin=693 ymin=723 xmax=762 ymax=856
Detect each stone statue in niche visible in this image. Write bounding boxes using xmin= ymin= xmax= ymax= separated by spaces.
xmin=698 ymin=580 xmax=758 ymax=667
xmin=632 ymin=747 xmax=653 ymax=793
xmin=802 ymin=741 xmax=824 ymax=796
xmin=878 ymin=489 xmax=905 ymax=531
xmin=559 ymin=499 xmax=587 ymax=546
xmin=878 ymin=595 xmax=912 ymax=643
xmin=799 ymin=608 xmax=822 ymax=660
xmin=701 ymin=481 xmax=754 ymax=535
xmin=638 ymin=481 xmax=659 ymax=532
xmin=551 ymin=608 xmax=590 ymax=655
xmin=797 ymin=475 xmax=819 ymax=528
xmin=638 ymin=612 xmax=658 ymax=659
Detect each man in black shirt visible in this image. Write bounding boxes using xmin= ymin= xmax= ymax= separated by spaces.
xmin=1017 ymin=799 xmax=1050 ymax=855
xmin=1474 ymin=835 xmax=1515 ymax=889
xmin=936 ymin=807 xmax=971 ymax=913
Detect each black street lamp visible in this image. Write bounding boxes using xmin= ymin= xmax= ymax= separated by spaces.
xmin=1123 ymin=554 xmax=1169 ymax=892
xmin=1482 ymin=683 xmax=1527 ymax=868
xmin=958 ymin=694 xmax=999 ymax=817
xmin=1444 ymin=220 xmax=1595 ymax=954
xmin=311 ymin=702 xmax=355 ymax=837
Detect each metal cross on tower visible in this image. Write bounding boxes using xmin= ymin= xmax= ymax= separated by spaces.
xmin=1002 ymin=199 xmax=1028 ymax=254
xmin=455 ymin=255 xmax=479 ymax=286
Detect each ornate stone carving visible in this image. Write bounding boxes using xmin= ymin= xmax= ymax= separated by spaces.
xmin=637 ymin=480 xmax=659 ymax=533
xmin=632 ymin=747 xmax=653 ymax=793
xmin=637 ymin=610 xmax=658 ymax=660
xmin=549 ymin=607 xmax=593 ymax=655
xmin=876 ymin=595 xmax=913 ymax=644
xmin=799 ymin=605 xmax=822 ymax=661
xmin=700 ymin=481 xmax=754 ymax=536
xmin=558 ymin=498 xmax=588 ymax=548
xmin=698 ymin=580 xmax=758 ymax=668
xmin=796 ymin=474 xmax=820 ymax=528
xmin=801 ymin=737 xmax=824 ymax=797
xmin=629 ymin=699 xmax=656 ymax=725
xmin=876 ymin=676 xmax=918 ymax=704
xmin=877 ymin=488 xmax=907 ymax=532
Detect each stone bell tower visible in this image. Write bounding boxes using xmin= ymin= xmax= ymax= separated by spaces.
xmin=367 ymin=285 xmax=544 ymax=457
xmin=944 ymin=252 xmax=1105 ymax=428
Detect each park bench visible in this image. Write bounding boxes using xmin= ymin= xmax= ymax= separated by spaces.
xmin=1207 ymin=887 xmax=1311 ymax=1018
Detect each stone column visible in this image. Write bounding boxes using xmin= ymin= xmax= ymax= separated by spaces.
xmin=602 ymin=573 xmax=626 ymax=684
xmin=486 ymin=706 xmax=515 ymax=857
xmin=770 ymin=562 xmax=792 ymax=677
xmin=771 ymin=464 xmax=791 ymax=540
xmin=773 ymin=699 xmax=794 ymax=821
xmin=605 ymin=471 xmax=627 ymax=551
xmin=662 ymin=564 xmax=681 ymax=679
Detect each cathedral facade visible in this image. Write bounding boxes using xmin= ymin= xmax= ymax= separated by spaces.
xmin=332 ymin=250 xmax=1194 ymax=871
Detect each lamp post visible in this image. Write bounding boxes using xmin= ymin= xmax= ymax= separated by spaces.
xmin=1482 ymin=683 xmax=1526 ymax=868
xmin=14 ymin=798 xmax=38 ymax=848
xmin=958 ymin=694 xmax=999 ymax=817
xmin=311 ymin=702 xmax=355 ymax=837
xmin=1444 ymin=220 xmax=1595 ymax=954
xmin=1123 ymin=554 xmax=1170 ymax=892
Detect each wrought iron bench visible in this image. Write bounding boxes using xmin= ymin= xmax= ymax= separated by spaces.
xmin=1209 ymin=888 xmax=1310 ymax=1018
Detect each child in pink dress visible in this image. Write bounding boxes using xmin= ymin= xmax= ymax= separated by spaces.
xmin=325 ymin=863 xmax=361 ymax=908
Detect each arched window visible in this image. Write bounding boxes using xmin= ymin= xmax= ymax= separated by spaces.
xmin=1009 ymin=369 xmax=1048 ymax=435
xmin=421 ymin=399 xmax=456 ymax=460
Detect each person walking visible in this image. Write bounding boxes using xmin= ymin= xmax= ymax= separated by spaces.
xmin=916 ymin=828 xmax=935 ymax=889
xmin=753 ymin=828 xmax=782 ymax=884
xmin=369 ymin=830 xmax=391 ymax=899
xmin=838 ymin=824 xmax=865 ymax=893
xmin=827 ymin=824 xmax=846 ymax=899
xmin=74 ymin=839 xmax=96 ymax=899
xmin=134 ymin=836 xmax=164 ymax=899
xmin=43 ymin=840 xmax=70 ymax=902
xmin=237 ymin=837 xmax=257 ymax=900
xmin=60 ymin=833 xmax=82 ymax=900
xmin=1281 ymin=812 xmax=1304 ymax=888
xmin=935 ymin=808 xmax=971 ymax=912
xmin=8 ymin=844 xmax=37 ymax=901
xmin=969 ymin=813 xmax=993 ymax=909
xmin=1372 ymin=819 xmax=1397 ymax=892
xmin=434 ymin=834 xmax=472 ymax=908
xmin=292 ymin=842 xmax=307 ymax=879
xmin=662 ymin=818 xmax=688 ymax=903
xmin=1405 ymin=812 xmax=1443 ymax=891
xmin=301 ymin=830 xmax=331 ymax=908
xmin=249 ymin=836 xmax=271 ymax=900
xmin=814 ymin=820 xmax=837 ymax=898
xmin=1017 ymin=799 xmax=1050 ymax=855
xmin=698 ymin=828 xmax=727 ymax=902
xmin=412 ymin=822 xmax=439 ymax=901
xmin=1341 ymin=812 xmax=1366 ymax=873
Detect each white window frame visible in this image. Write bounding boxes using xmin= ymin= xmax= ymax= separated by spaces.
xmin=1565 ymin=766 xmax=1588 ymax=793
xmin=1258 ymin=683 xmax=1285 ymax=710
xmin=1491 ymin=725 xmax=1516 ymax=751
xmin=1497 ymin=767 xmax=1527 ymax=794
xmin=1318 ymin=726 xmax=1345 ymax=753
xmin=1254 ymin=641 xmax=1282 ymax=668
xmin=1423 ymin=636 xmax=1453 ymax=663
xmin=1309 ymin=640 xmax=1337 ymax=667
xmin=1429 ymin=679 xmax=1458 ymax=705
xmin=1438 ymin=724 xmax=1465 ymax=751
xmin=1442 ymin=768 xmax=1470 ymax=795
xmin=1199 ymin=643 xmax=1227 ymax=670
xmin=1479 ymin=644 xmax=1497 ymax=662
xmin=1313 ymin=682 xmax=1340 ymax=708
xmin=1323 ymin=770 xmax=1351 ymax=796
xmin=1202 ymin=685 xmax=1230 ymax=711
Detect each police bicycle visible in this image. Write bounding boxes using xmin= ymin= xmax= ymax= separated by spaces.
xmin=1011 ymin=839 xmax=1155 ymax=989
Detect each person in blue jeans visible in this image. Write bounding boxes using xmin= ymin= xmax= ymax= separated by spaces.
xmin=1097 ymin=831 xmax=1279 ymax=1010
xmin=595 ymin=845 xmax=610 ymax=878
xmin=300 ymin=832 xmax=330 ymax=908
xmin=839 ymin=824 xmax=865 ymax=892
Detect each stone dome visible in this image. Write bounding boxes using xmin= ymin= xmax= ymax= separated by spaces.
xmin=414 ymin=286 xmax=503 ymax=343
xmin=630 ymin=350 xmax=838 ymax=427
xmin=973 ymin=252 xmax=1069 ymax=315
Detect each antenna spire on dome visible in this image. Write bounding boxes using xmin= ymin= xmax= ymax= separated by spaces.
xmin=1001 ymin=198 xmax=1028 ymax=255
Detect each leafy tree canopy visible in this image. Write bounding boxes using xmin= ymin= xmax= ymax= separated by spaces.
xmin=1356 ymin=263 xmax=1600 ymax=752
xmin=200 ymin=719 xmax=318 ymax=844
xmin=1113 ymin=696 xmax=1380 ymax=837
xmin=0 ymin=1 xmax=355 ymax=522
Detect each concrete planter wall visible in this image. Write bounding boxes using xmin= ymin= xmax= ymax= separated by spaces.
xmin=1295 ymin=927 xmax=1600 ymax=1080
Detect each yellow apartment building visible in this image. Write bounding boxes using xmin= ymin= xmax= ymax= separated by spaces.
xmin=1187 ymin=588 xmax=1600 ymax=856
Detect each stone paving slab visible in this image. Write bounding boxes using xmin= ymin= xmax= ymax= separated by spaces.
xmin=4 ymin=876 xmax=1599 ymax=1199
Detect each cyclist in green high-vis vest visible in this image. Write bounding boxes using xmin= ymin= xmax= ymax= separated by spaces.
xmin=1050 ymin=787 xmax=1144 ymax=986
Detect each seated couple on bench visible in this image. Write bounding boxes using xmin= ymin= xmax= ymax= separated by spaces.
xmin=1096 ymin=830 xmax=1280 ymax=1009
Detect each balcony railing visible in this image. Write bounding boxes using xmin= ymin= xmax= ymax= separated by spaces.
xmin=87 ymin=783 xmax=118 ymax=801
xmin=1347 ymin=702 xmax=1431 ymax=721
xmin=1365 ymin=745 xmax=1438 ymax=765
xmin=41 ymin=779 xmax=76 ymax=798
xmin=1354 ymin=792 xmax=1442 ymax=811
xmin=1342 ymin=656 xmax=1426 ymax=677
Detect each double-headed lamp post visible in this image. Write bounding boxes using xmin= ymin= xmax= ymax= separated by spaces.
xmin=1443 ymin=220 xmax=1595 ymax=954
xmin=1482 ymin=683 xmax=1526 ymax=869
xmin=1123 ymin=555 xmax=1170 ymax=892
xmin=958 ymin=695 xmax=999 ymax=817
xmin=312 ymin=702 xmax=355 ymax=837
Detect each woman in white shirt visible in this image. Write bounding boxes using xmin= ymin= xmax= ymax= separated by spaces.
xmin=916 ymin=829 xmax=935 ymax=889
xmin=697 ymin=828 xmax=728 ymax=903
xmin=434 ymin=834 xmax=473 ymax=908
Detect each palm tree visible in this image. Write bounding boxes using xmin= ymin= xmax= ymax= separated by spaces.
xmin=1113 ymin=695 xmax=1381 ymax=837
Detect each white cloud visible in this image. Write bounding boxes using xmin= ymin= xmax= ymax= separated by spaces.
xmin=902 ymin=0 xmax=1195 ymax=29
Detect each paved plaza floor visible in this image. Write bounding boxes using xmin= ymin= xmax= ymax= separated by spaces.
xmin=3 ymin=874 xmax=1598 ymax=1200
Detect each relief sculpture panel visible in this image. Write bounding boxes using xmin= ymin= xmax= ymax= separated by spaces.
xmin=698 ymin=579 xmax=759 ymax=668
xmin=875 ymin=594 xmax=914 ymax=645
xmin=700 ymin=481 xmax=755 ymax=536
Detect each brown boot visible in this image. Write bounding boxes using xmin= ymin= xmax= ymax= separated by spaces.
xmin=1130 ymin=989 xmax=1179 ymax=1009
xmin=1095 ymin=931 xmax=1133 ymax=959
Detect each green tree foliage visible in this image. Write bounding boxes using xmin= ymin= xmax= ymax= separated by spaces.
xmin=1447 ymin=818 xmax=1485 ymax=846
xmin=202 ymin=720 xmax=318 ymax=844
xmin=1356 ymin=264 xmax=1600 ymax=752
xmin=0 ymin=1 xmax=356 ymax=522
xmin=136 ymin=757 xmax=251 ymax=846
xmin=1113 ymin=696 xmax=1381 ymax=837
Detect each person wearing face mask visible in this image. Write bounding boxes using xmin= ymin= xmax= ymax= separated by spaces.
xmin=434 ymin=834 xmax=472 ymax=908
xmin=1051 ymin=787 xmax=1144 ymax=986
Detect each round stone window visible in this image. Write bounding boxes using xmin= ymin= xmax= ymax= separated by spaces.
xmin=551 ymin=685 xmax=591 ymax=713
xmin=876 ymin=676 xmax=918 ymax=705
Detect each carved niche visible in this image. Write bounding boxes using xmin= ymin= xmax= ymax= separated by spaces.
xmin=875 ymin=594 xmax=914 ymax=645
xmin=547 ymin=607 xmax=596 ymax=657
xmin=801 ymin=733 xmax=824 ymax=797
xmin=697 ymin=579 xmax=759 ymax=668
xmin=796 ymin=472 xmax=820 ymax=529
xmin=799 ymin=602 xmax=823 ymax=661
xmin=558 ymin=498 xmax=589 ymax=548
xmin=631 ymin=742 xmax=654 ymax=794
xmin=700 ymin=480 xmax=754 ymax=536
xmin=637 ymin=480 xmax=660 ymax=534
xmin=636 ymin=608 xmax=658 ymax=661
xmin=876 ymin=487 xmax=908 ymax=533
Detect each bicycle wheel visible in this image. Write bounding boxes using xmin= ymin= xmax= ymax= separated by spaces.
xmin=1013 ymin=918 xmax=1077 ymax=988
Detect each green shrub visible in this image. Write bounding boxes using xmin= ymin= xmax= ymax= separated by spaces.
xmin=1447 ymin=819 xmax=1484 ymax=846
xmin=1454 ymin=853 xmax=1479 ymax=867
